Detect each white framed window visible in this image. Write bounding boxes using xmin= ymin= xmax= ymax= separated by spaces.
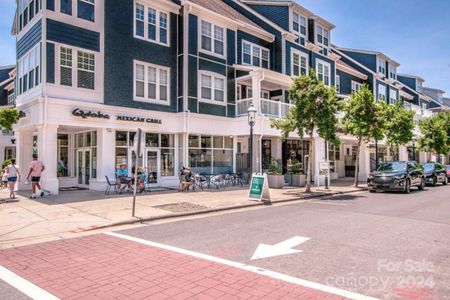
xmin=17 ymin=43 xmax=41 ymax=94
xmin=78 ymin=0 xmax=95 ymax=22
xmin=261 ymin=90 xmax=270 ymax=99
xmin=291 ymin=49 xmax=308 ymax=77
xmin=377 ymin=58 xmax=386 ymax=75
xmin=77 ymin=50 xmax=95 ymax=89
xmin=242 ymin=41 xmax=269 ymax=69
xmin=335 ymin=75 xmax=340 ymax=93
xmin=316 ymin=24 xmax=329 ymax=48
xmin=316 ymin=59 xmax=331 ymax=87
xmin=199 ymin=71 xmax=226 ymax=105
xmin=60 ymin=47 xmax=73 ymax=86
xmin=389 ymin=89 xmax=397 ymax=104
xmin=200 ymin=20 xmax=225 ymax=57
xmin=417 ymin=80 xmax=422 ymax=93
xmin=351 ymin=81 xmax=361 ymax=93
xmin=378 ymin=84 xmax=386 ymax=101
xmin=133 ymin=60 xmax=170 ymax=105
xmin=291 ymin=11 xmax=307 ymax=43
xmin=134 ymin=2 xmax=169 ymax=46
xmin=388 ymin=64 xmax=396 ymax=80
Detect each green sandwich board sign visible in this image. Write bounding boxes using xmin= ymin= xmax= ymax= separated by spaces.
xmin=249 ymin=173 xmax=271 ymax=202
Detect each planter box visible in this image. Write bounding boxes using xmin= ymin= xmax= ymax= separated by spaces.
xmin=330 ymin=172 xmax=338 ymax=180
xmin=291 ymin=174 xmax=306 ymax=187
xmin=268 ymin=174 xmax=285 ymax=189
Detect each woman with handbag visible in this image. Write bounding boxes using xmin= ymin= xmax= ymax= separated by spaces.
xmin=5 ymin=158 xmax=21 ymax=199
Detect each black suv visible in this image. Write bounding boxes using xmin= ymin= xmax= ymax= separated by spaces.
xmin=420 ymin=163 xmax=448 ymax=186
xmin=368 ymin=161 xmax=425 ymax=193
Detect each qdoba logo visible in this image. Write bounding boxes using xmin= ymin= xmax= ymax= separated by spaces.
xmin=72 ymin=108 xmax=110 ymax=119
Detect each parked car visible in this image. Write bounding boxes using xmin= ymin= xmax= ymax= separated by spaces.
xmin=367 ymin=161 xmax=425 ymax=193
xmin=446 ymin=165 xmax=450 ymax=179
xmin=420 ymin=163 xmax=448 ymax=186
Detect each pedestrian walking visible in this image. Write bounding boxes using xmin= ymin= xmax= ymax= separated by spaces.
xmin=5 ymin=159 xmax=21 ymax=199
xmin=26 ymin=153 xmax=45 ymax=199
xmin=1 ymin=168 xmax=8 ymax=190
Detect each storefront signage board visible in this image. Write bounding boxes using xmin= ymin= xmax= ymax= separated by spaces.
xmin=249 ymin=173 xmax=271 ymax=202
xmin=71 ymin=108 xmax=162 ymax=124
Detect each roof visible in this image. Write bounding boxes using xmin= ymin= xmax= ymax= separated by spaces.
xmin=397 ymin=73 xmax=425 ymax=83
xmin=423 ymin=86 xmax=446 ymax=94
xmin=0 ymin=65 xmax=15 ymax=83
xmin=336 ymin=60 xmax=368 ymax=80
xmin=335 ymin=46 xmax=400 ymax=66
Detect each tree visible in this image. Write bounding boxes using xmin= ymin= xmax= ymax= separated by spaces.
xmin=0 ymin=107 xmax=20 ymax=131
xmin=343 ymin=85 xmax=385 ymax=187
xmin=383 ymin=101 xmax=415 ymax=149
xmin=418 ymin=112 xmax=450 ymax=156
xmin=271 ymin=69 xmax=341 ymax=192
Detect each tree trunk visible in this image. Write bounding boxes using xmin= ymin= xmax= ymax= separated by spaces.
xmin=305 ymin=134 xmax=314 ymax=193
xmin=354 ymin=137 xmax=362 ymax=187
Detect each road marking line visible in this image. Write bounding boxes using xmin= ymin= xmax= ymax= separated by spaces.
xmin=106 ymin=232 xmax=379 ymax=300
xmin=0 ymin=265 xmax=60 ymax=300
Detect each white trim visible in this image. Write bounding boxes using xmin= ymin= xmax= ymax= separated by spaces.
xmin=105 ymin=232 xmax=379 ymax=300
xmin=290 ymin=9 xmax=308 ymax=45
xmin=335 ymin=75 xmax=340 ymax=93
xmin=198 ymin=18 xmax=227 ymax=59
xmin=351 ymin=80 xmax=361 ymax=94
xmin=133 ymin=60 xmax=171 ymax=106
xmin=316 ymin=23 xmax=330 ymax=48
xmin=389 ymin=88 xmax=398 ymax=104
xmin=290 ymin=48 xmax=308 ymax=77
xmin=378 ymin=84 xmax=386 ymax=101
xmin=134 ymin=1 xmax=171 ymax=47
xmin=377 ymin=57 xmax=386 ymax=76
xmin=0 ymin=265 xmax=60 ymax=300
xmin=241 ymin=40 xmax=270 ymax=68
xmin=315 ymin=59 xmax=331 ymax=87
xmin=198 ymin=70 xmax=227 ymax=106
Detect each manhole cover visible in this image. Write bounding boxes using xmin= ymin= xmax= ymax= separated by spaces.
xmin=153 ymin=202 xmax=208 ymax=212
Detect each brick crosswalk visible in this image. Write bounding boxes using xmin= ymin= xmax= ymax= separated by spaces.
xmin=0 ymin=234 xmax=347 ymax=299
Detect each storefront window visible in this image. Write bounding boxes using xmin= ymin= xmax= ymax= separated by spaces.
xmin=146 ymin=133 xmax=159 ymax=147
xmin=116 ymin=131 xmax=128 ymax=147
xmin=57 ymin=134 xmax=69 ymax=177
xmin=213 ymin=150 xmax=233 ymax=174
xmin=116 ymin=147 xmax=128 ymax=168
xmin=189 ymin=135 xmax=199 ymax=147
xmin=74 ymin=131 xmax=97 ymax=180
xmin=161 ymin=134 xmax=174 ymax=148
xmin=161 ymin=148 xmax=174 ymax=176
xmin=189 ymin=134 xmax=233 ymax=174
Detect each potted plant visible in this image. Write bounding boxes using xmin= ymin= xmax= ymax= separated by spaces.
xmin=267 ymin=158 xmax=285 ymax=189
xmin=290 ymin=161 xmax=306 ymax=187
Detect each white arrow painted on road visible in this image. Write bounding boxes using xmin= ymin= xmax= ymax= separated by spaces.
xmin=251 ymin=236 xmax=311 ymax=260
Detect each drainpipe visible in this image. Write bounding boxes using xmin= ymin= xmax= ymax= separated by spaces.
xmin=182 ymin=1 xmax=191 ymax=113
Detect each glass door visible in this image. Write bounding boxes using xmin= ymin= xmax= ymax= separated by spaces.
xmin=77 ymin=149 xmax=91 ymax=187
xmin=145 ymin=149 xmax=160 ymax=186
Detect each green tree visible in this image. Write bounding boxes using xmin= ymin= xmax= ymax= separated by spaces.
xmin=0 ymin=107 xmax=20 ymax=131
xmin=271 ymin=69 xmax=341 ymax=192
xmin=383 ymin=101 xmax=415 ymax=148
xmin=418 ymin=112 xmax=450 ymax=156
xmin=343 ymin=85 xmax=385 ymax=187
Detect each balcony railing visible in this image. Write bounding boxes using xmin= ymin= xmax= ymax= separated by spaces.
xmin=236 ymin=98 xmax=294 ymax=118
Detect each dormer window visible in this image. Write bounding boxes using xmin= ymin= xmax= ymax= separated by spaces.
xmin=242 ymin=41 xmax=269 ymax=69
xmin=417 ymin=80 xmax=423 ymax=93
xmin=316 ymin=25 xmax=329 ymax=48
xmin=388 ymin=64 xmax=396 ymax=80
xmin=377 ymin=58 xmax=386 ymax=75
xmin=292 ymin=11 xmax=307 ymax=45
xmin=134 ymin=2 xmax=170 ymax=46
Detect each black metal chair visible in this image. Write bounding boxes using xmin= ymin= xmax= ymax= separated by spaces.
xmin=105 ymin=176 xmax=118 ymax=195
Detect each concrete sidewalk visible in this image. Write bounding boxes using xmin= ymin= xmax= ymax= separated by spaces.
xmin=0 ymin=178 xmax=366 ymax=249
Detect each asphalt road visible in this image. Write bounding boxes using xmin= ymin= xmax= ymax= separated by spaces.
xmin=119 ymin=185 xmax=450 ymax=299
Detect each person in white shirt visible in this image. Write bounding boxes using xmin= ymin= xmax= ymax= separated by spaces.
xmin=5 ymin=159 xmax=21 ymax=199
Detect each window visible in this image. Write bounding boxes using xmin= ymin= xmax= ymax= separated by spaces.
xmin=199 ymin=72 xmax=225 ymax=104
xmin=377 ymin=58 xmax=386 ymax=74
xmin=417 ymin=80 xmax=422 ymax=93
xmin=134 ymin=2 xmax=169 ymax=46
xmin=60 ymin=47 xmax=72 ymax=86
xmin=61 ymin=0 xmax=72 ymax=15
xmin=18 ymin=0 xmax=41 ymax=32
xmin=291 ymin=50 xmax=308 ymax=76
xmin=200 ymin=20 xmax=224 ymax=56
xmin=189 ymin=135 xmax=233 ymax=174
xmin=242 ymin=41 xmax=269 ymax=69
xmin=378 ymin=84 xmax=386 ymax=101
xmin=134 ymin=60 xmax=170 ymax=105
xmin=78 ymin=0 xmax=95 ymax=22
xmin=351 ymin=81 xmax=361 ymax=93
xmin=388 ymin=64 xmax=396 ymax=80
xmin=335 ymin=75 xmax=340 ymax=93
xmin=292 ymin=11 xmax=307 ymax=45
xmin=316 ymin=60 xmax=331 ymax=87
xmin=17 ymin=43 xmax=41 ymax=95
xmin=389 ymin=89 xmax=397 ymax=104
xmin=77 ymin=50 xmax=95 ymax=89
xmin=316 ymin=24 xmax=329 ymax=47
xmin=57 ymin=134 xmax=69 ymax=177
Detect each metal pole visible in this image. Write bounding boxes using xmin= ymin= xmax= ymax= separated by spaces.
xmin=132 ymin=129 xmax=142 ymax=217
xmin=375 ymin=139 xmax=379 ymax=170
xmin=249 ymin=124 xmax=253 ymax=178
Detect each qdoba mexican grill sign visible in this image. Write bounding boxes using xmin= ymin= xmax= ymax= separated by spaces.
xmin=71 ymin=108 xmax=162 ymax=124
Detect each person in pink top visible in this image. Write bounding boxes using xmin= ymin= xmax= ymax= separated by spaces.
xmin=27 ymin=153 xmax=45 ymax=199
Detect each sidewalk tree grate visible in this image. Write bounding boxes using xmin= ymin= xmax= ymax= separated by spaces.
xmin=153 ymin=202 xmax=209 ymax=212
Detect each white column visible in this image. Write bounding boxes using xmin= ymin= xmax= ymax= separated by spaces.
xmin=91 ymin=128 xmax=115 ymax=191
xmin=16 ymin=129 xmax=34 ymax=191
xmin=250 ymin=70 xmax=262 ymax=113
xmin=272 ymin=137 xmax=282 ymax=162
xmin=37 ymin=124 xmax=59 ymax=195
xmin=358 ymin=142 xmax=370 ymax=182
xmin=398 ymin=145 xmax=408 ymax=161
xmin=232 ymin=136 xmax=237 ymax=173
xmin=313 ymin=137 xmax=326 ymax=185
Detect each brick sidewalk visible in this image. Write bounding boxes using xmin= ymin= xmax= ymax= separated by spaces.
xmin=0 ymin=234 xmax=347 ymax=299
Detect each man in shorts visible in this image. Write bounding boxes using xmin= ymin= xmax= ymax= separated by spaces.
xmin=27 ymin=153 xmax=45 ymax=199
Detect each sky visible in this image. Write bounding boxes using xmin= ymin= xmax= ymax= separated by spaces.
xmin=0 ymin=0 xmax=449 ymax=96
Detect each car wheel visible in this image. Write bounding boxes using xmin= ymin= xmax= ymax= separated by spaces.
xmin=369 ymin=189 xmax=376 ymax=193
xmin=432 ymin=176 xmax=437 ymax=187
xmin=443 ymin=176 xmax=448 ymax=186
xmin=404 ymin=179 xmax=411 ymax=194
xmin=418 ymin=177 xmax=425 ymax=190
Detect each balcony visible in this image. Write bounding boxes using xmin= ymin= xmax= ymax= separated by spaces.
xmin=236 ymin=98 xmax=294 ymax=118
xmin=410 ymin=104 xmax=433 ymax=119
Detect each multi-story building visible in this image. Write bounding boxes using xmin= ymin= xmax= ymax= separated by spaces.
xmin=0 ymin=65 xmax=17 ymax=162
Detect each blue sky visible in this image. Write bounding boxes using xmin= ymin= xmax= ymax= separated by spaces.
xmin=0 ymin=0 xmax=449 ymax=95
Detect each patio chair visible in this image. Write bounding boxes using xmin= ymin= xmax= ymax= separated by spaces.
xmin=105 ymin=176 xmax=118 ymax=195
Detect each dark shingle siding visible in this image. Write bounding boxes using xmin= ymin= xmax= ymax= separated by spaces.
xmin=47 ymin=19 xmax=100 ymax=52
xmin=17 ymin=20 xmax=42 ymax=59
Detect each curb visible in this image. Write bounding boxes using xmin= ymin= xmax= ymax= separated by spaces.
xmin=88 ymin=188 xmax=367 ymax=232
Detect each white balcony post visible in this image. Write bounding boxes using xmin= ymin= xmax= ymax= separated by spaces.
xmin=250 ymin=70 xmax=262 ymax=114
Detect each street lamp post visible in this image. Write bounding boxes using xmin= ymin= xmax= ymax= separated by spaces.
xmin=248 ymin=104 xmax=257 ymax=180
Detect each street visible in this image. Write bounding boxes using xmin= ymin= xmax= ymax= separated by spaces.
xmin=0 ymin=185 xmax=449 ymax=299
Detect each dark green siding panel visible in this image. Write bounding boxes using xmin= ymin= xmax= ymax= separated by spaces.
xmin=227 ymin=29 xmax=236 ymax=65
xmin=188 ymin=98 xmax=198 ymax=113
xmin=177 ymin=55 xmax=183 ymax=100
xmin=227 ymin=67 xmax=235 ymax=104
xmin=198 ymin=52 xmax=226 ymax=65
xmin=17 ymin=20 xmax=42 ymax=59
xmin=227 ymin=104 xmax=235 ymax=117
xmin=188 ymin=14 xmax=198 ymax=55
xmin=237 ymin=30 xmax=273 ymax=69
xmin=188 ymin=56 xmax=197 ymax=98
xmin=199 ymin=102 xmax=226 ymax=116
xmin=104 ymin=0 xmax=178 ymax=112
xmin=198 ymin=58 xmax=226 ymax=76
xmin=246 ymin=4 xmax=289 ymax=30
xmin=336 ymin=69 xmax=365 ymax=95
xmin=397 ymin=75 xmax=417 ymax=91
xmin=46 ymin=42 xmax=55 ymax=84
xmin=47 ymin=19 xmax=100 ymax=51
xmin=341 ymin=51 xmax=377 ymax=73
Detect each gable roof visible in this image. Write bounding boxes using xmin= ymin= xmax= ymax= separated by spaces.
xmin=335 ymin=46 xmax=400 ymax=67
